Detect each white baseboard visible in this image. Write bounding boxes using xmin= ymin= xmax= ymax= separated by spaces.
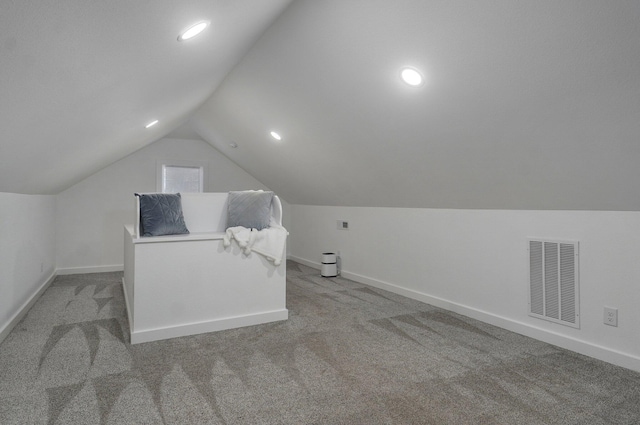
xmin=288 ymin=255 xmax=640 ymax=373
xmin=0 ymin=270 xmax=57 ymax=344
xmin=57 ymin=264 xmax=124 ymax=275
xmin=289 ymin=255 xmax=320 ymax=271
xmin=130 ymin=309 xmax=289 ymax=344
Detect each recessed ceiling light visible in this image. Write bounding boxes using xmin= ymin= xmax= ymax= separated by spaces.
xmin=401 ymin=67 xmax=424 ymax=87
xmin=145 ymin=120 xmax=159 ymax=128
xmin=270 ymin=131 xmax=282 ymax=141
xmin=178 ymin=21 xmax=210 ymax=41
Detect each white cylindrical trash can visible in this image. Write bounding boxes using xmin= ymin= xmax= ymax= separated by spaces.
xmin=321 ymin=252 xmax=338 ymax=277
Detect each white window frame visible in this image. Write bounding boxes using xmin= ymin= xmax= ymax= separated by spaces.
xmin=156 ymin=160 xmax=208 ymax=193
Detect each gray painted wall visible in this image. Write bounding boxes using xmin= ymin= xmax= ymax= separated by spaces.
xmin=289 ymin=204 xmax=640 ymax=372
xmin=56 ymin=138 xmax=290 ymax=272
xmin=0 ymin=193 xmax=56 ymax=339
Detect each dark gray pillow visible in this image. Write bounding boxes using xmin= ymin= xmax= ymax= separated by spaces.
xmin=135 ymin=193 xmax=189 ymax=237
xmin=227 ymin=191 xmax=274 ymax=230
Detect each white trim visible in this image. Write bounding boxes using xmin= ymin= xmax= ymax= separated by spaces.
xmin=288 ymin=255 xmax=321 ymax=271
xmin=131 ymin=231 xmax=225 ymax=244
xmin=129 ymin=309 xmax=289 ymax=344
xmin=0 ymin=270 xmax=57 ymax=344
xmin=56 ymin=264 xmax=124 ymax=275
xmin=288 ymin=255 xmax=640 ymax=373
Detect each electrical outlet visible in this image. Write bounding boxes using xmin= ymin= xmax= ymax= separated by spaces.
xmin=337 ymin=220 xmax=349 ymax=230
xmin=604 ymin=307 xmax=618 ymax=327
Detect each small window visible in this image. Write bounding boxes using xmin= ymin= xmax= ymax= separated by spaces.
xmin=157 ymin=161 xmax=207 ymax=193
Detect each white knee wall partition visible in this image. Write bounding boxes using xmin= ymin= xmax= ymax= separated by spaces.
xmin=123 ymin=192 xmax=287 ymax=344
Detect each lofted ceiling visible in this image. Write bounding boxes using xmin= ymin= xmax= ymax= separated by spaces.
xmin=0 ymin=0 xmax=292 ymax=194
xmin=2 ymin=0 xmax=640 ymax=210
xmin=193 ymin=0 xmax=640 ymax=210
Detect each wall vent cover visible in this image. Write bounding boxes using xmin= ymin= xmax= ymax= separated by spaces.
xmin=528 ymin=239 xmax=579 ymax=328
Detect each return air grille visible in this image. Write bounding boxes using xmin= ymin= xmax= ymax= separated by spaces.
xmin=528 ymin=239 xmax=579 ymax=328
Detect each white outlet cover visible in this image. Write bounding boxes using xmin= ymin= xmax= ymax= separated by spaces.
xmin=604 ymin=307 xmax=618 ymax=327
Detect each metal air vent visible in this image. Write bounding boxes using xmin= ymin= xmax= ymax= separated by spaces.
xmin=528 ymin=239 xmax=579 ymax=328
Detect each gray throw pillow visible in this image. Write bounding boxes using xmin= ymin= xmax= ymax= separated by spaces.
xmin=227 ymin=191 xmax=274 ymax=230
xmin=136 ymin=193 xmax=189 ymax=237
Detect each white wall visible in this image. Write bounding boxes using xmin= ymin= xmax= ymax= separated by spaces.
xmin=56 ymin=138 xmax=291 ymax=272
xmin=0 ymin=193 xmax=56 ymax=339
xmin=289 ymin=205 xmax=640 ymax=372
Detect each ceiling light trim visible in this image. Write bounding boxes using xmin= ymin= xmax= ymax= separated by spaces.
xmin=270 ymin=131 xmax=282 ymax=141
xmin=400 ymin=67 xmax=425 ymax=87
xmin=178 ymin=21 xmax=210 ymax=42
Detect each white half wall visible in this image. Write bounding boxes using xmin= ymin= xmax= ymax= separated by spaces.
xmin=0 ymin=193 xmax=56 ymax=341
xmin=56 ymin=138 xmax=290 ymax=272
xmin=289 ymin=205 xmax=640 ymax=372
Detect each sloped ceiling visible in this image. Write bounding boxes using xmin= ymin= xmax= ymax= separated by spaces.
xmin=193 ymin=0 xmax=640 ymax=210
xmin=0 ymin=0 xmax=292 ymax=194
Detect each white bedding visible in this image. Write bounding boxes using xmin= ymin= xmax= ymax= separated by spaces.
xmin=223 ymin=218 xmax=288 ymax=265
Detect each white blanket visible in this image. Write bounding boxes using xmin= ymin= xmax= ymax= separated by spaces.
xmin=223 ymin=218 xmax=288 ymax=266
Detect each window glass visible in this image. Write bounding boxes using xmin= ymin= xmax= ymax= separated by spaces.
xmin=162 ymin=165 xmax=203 ymax=193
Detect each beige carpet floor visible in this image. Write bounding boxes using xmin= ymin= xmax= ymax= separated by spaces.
xmin=1 ymin=261 xmax=639 ymax=424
